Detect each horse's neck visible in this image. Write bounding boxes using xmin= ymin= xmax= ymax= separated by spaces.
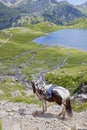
xmin=37 ymin=89 xmax=43 ymax=95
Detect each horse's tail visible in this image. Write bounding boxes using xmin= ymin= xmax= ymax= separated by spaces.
xmin=66 ymin=98 xmax=73 ymax=117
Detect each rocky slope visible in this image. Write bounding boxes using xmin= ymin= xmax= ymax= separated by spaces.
xmin=0 ymin=98 xmax=87 ymax=130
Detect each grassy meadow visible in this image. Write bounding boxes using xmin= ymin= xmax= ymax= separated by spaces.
xmin=68 ymin=18 xmax=87 ymax=29
xmin=0 ymin=21 xmax=87 ymax=111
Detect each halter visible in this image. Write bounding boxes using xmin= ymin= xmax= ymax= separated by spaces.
xmin=35 ymin=80 xmax=46 ymax=91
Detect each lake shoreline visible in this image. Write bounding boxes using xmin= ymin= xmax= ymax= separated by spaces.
xmin=33 ymin=29 xmax=87 ymax=51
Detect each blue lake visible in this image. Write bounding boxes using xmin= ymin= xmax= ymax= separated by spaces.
xmin=33 ymin=29 xmax=87 ymax=51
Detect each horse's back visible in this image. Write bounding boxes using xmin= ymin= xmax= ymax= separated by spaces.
xmin=53 ymin=86 xmax=70 ymax=101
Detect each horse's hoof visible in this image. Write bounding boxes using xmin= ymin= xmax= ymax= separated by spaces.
xmin=41 ymin=111 xmax=45 ymax=114
xmin=61 ymin=116 xmax=65 ymax=120
xmin=58 ymin=113 xmax=62 ymax=116
xmin=32 ymin=111 xmax=38 ymax=117
xmin=44 ymin=110 xmax=47 ymax=113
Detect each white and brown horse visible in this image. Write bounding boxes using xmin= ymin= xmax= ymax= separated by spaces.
xmin=31 ymin=81 xmax=73 ymax=118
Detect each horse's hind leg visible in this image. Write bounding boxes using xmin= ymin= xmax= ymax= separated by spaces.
xmin=58 ymin=104 xmax=66 ymax=119
xmin=62 ymin=106 xmax=66 ymax=119
xmin=58 ymin=111 xmax=62 ymax=116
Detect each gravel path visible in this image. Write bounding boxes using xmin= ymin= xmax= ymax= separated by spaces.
xmin=0 ymin=100 xmax=87 ymax=130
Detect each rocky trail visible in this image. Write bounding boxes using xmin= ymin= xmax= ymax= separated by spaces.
xmin=0 ymin=99 xmax=87 ymax=130
xmin=0 ymin=31 xmax=13 ymax=47
xmin=0 ymin=65 xmax=87 ymax=130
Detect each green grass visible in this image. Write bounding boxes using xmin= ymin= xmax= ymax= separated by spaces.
xmin=0 ymin=22 xmax=61 ymax=59
xmin=72 ymin=100 xmax=87 ymax=112
xmin=0 ymin=31 xmax=10 ymax=46
xmin=0 ymin=78 xmax=25 ymax=100
xmin=0 ymin=78 xmax=42 ymax=106
xmin=68 ymin=18 xmax=87 ymax=29
xmin=12 ymin=94 xmax=41 ymax=106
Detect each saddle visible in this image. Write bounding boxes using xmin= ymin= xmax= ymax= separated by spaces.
xmin=44 ymin=85 xmax=55 ymax=99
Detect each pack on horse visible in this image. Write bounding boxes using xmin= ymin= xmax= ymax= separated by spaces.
xmin=31 ymin=81 xmax=73 ymax=119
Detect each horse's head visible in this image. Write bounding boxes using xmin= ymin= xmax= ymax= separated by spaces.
xmin=31 ymin=80 xmax=45 ymax=95
xmin=30 ymin=80 xmax=46 ymax=101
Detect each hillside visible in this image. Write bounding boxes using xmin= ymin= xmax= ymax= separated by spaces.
xmin=0 ymin=0 xmax=86 ymax=29
xmin=0 ymin=22 xmax=87 ymax=92
xmin=68 ymin=18 xmax=87 ymax=28
xmin=0 ymin=22 xmax=87 ymax=129
xmin=42 ymin=1 xmax=85 ymax=25
xmin=76 ymin=1 xmax=87 ymax=16
xmin=0 ymin=0 xmax=23 ymax=6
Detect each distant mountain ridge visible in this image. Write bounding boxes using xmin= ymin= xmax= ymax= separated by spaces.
xmin=0 ymin=0 xmax=16 ymax=5
xmin=0 ymin=0 xmax=86 ymax=29
xmin=82 ymin=1 xmax=87 ymax=7
xmin=76 ymin=1 xmax=87 ymax=16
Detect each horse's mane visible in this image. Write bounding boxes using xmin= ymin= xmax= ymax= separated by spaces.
xmin=31 ymin=81 xmax=36 ymax=93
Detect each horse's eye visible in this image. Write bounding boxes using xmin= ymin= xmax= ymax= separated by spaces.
xmin=36 ymin=84 xmax=38 ymax=86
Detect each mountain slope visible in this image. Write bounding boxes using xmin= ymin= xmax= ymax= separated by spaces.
xmin=0 ymin=0 xmax=86 ymax=29
xmin=0 ymin=0 xmax=23 ymax=6
xmin=42 ymin=1 xmax=85 ymax=25
xmin=1 ymin=0 xmax=16 ymax=4
xmin=16 ymin=0 xmax=85 ymax=25
xmin=68 ymin=18 xmax=87 ymax=28
xmin=82 ymin=1 xmax=87 ymax=7
xmin=0 ymin=2 xmax=21 ymax=29
xmin=76 ymin=1 xmax=87 ymax=16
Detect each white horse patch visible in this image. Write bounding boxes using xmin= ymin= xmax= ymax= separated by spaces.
xmin=53 ymin=86 xmax=70 ymax=101
xmin=44 ymin=84 xmax=70 ymax=102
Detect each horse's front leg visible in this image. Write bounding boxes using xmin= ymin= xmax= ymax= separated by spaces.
xmin=44 ymin=100 xmax=47 ymax=112
xmin=42 ymin=100 xmax=47 ymax=113
xmin=42 ymin=100 xmax=45 ymax=113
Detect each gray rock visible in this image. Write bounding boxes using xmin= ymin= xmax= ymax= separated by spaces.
xmin=18 ymin=108 xmax=25 ymax=116
xmin=11 ymin=124 xmax=21 ymax=130
xmin=0 ymin=111 xmax=8 ymax=118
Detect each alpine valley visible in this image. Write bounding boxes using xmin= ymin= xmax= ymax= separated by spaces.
xmin=0 ymin=1 xmax=87 ymax=130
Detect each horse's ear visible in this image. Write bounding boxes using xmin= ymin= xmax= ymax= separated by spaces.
xmin=31 ymin=81 xmax=36 ymax=94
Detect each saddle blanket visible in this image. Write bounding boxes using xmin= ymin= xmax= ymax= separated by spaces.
xmin=45 ymin=85 xmax=55 ymax=99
